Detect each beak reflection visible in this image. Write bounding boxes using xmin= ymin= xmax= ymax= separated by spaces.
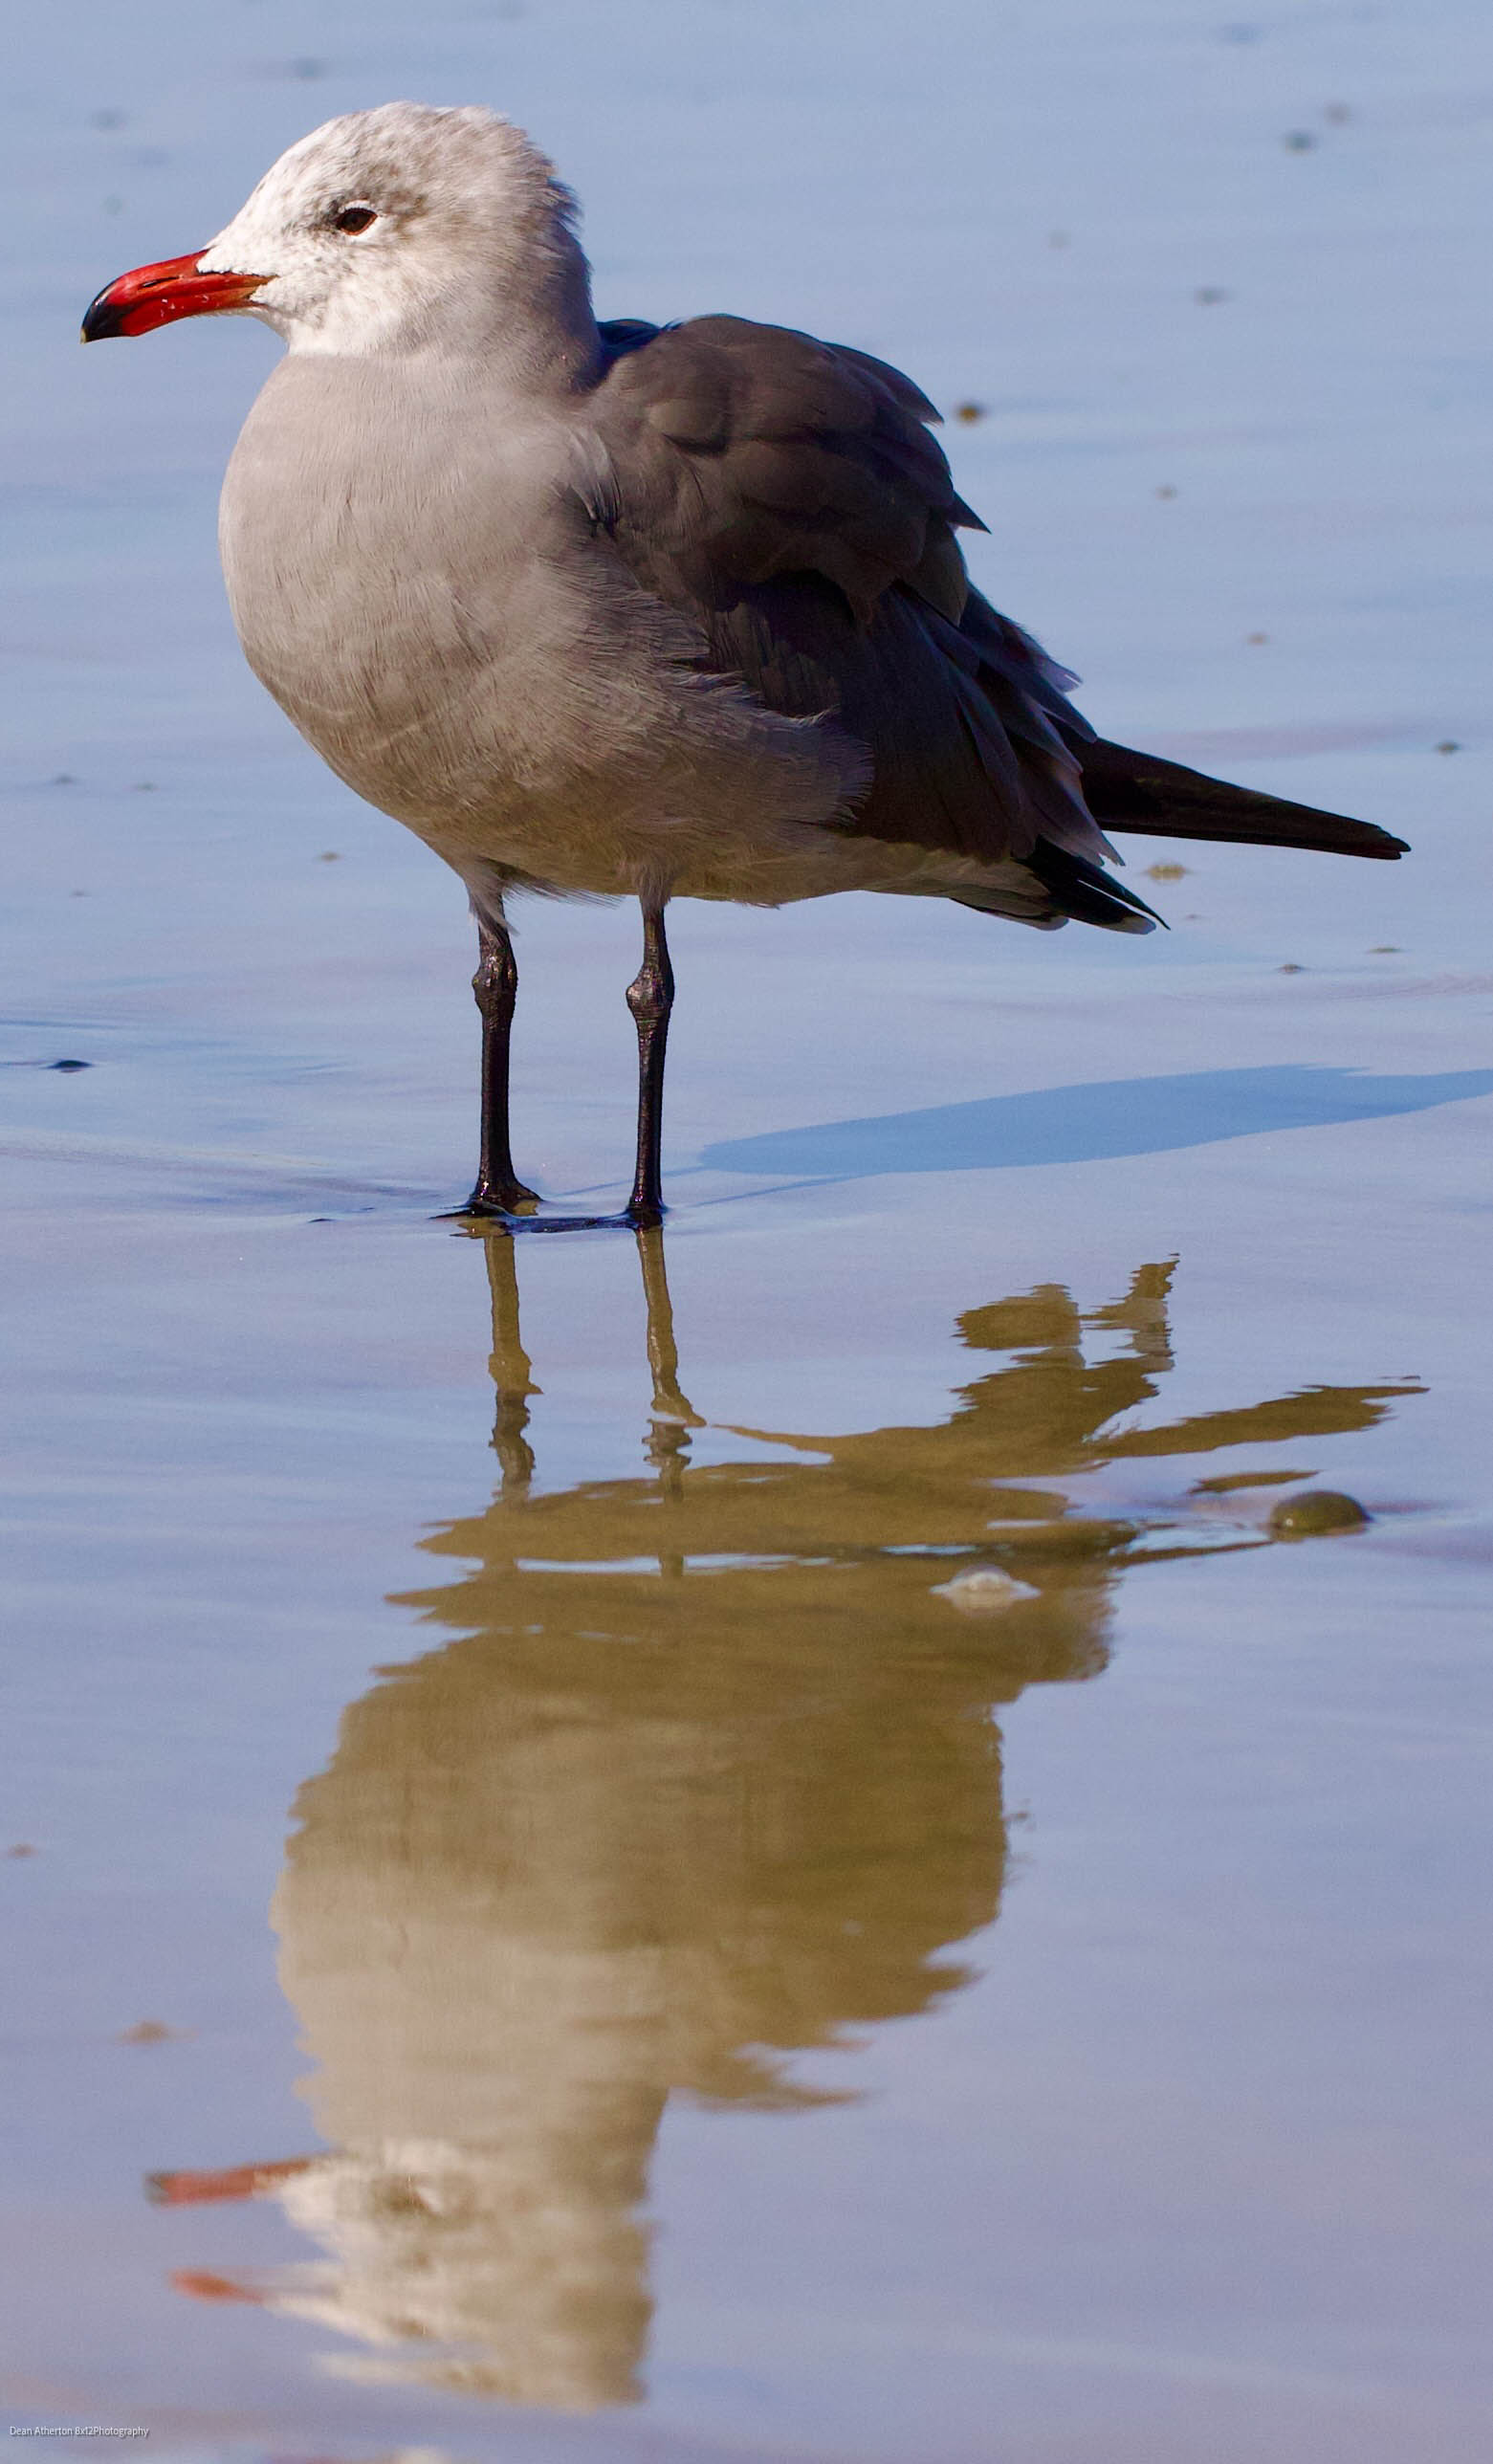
xmin=151 ymin=1234 xmax=1421 ymax=2408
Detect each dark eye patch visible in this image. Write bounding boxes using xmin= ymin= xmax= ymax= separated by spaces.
xmin=332 ymin=204 xmax=378 ymax=235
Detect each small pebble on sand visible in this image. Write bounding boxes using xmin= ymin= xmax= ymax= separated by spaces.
xmin=1268 ymin=1489 xmax=1370 ymax=1538
xmin=932 ymin=1567 xmax=1039 ymax=1613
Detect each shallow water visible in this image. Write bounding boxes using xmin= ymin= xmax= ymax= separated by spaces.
xmin=4 ymin=2 xmax=1492 ymax=2458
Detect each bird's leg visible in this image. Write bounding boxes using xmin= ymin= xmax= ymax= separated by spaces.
xmin=467 ymin=912 xmax=539 ymax=1214
xmin=447 ymin=902 xmax=670 ymax=1234
xmin=626 ymin=900 xmax=673 ymax=1225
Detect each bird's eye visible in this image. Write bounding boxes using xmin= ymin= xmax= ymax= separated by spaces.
xmin=332 ymin=204 xmax=378 ymax=235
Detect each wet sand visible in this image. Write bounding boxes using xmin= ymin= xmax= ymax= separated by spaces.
xmin=4 ymin=3 xmax=1492 ymax=2458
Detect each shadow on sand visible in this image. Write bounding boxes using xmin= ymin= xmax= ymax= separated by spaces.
xmin=698 ymin=1064 xmax=1493 ymax=1182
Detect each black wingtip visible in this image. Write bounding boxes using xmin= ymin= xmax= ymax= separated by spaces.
xmin=1027 ymin=841 xmax=1167 ymax=933
xmin=1080 ymin=741 xmax=1413 ymax=862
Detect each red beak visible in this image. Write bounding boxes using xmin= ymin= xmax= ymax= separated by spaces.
xmin=80 ymin=252 xmax=268 ymax=341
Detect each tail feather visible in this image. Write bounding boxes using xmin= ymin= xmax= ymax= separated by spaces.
xmin=1079 ymin=737 xmax=1409 ymax=860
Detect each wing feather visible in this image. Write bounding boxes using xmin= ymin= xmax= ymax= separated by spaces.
xmin=582 ymin=313 xmax=1399 ymax=895
xmin=580 ymin=312 xmax=1121 ymax=891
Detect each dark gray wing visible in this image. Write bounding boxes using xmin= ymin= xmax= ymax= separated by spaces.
xmin=580 ymin=315 xmax=1157 ymax=928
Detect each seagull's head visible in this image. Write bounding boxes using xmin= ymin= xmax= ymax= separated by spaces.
xmin=81 ymin=103 xmax=596 ymax=368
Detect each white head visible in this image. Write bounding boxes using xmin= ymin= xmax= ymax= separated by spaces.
xmin=85 ymin=103 xmax=600 ymax=379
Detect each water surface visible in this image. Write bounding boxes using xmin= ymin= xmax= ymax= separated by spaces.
xmin=4 ymin=2 xmax=1492 ymax=2458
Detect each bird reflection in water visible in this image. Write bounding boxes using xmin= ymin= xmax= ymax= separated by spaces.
xmin=151 ymin=1235 xmax=1419 ymax=2408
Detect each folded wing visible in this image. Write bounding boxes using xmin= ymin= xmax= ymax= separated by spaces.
xmin=581 ymin=317 xmax=1400 ymax=934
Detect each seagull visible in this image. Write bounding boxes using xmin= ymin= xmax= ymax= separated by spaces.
xmin=81 ymin=104 xmax=1407 ymax=1228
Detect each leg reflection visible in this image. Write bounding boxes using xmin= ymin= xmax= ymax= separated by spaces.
xmin=637 ymin=1226 xmax=703 ymax=1503
xmin=482 ymin=1231 xmax=539 ymax=1498
xmin=478 ymin=1222 xmax=703 ymax=1507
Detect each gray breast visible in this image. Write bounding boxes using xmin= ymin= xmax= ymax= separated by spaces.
xmin=217 ymin=354 xmax=861 ymax=896
xmin=219 ymin=359 xmax=555 ymax=815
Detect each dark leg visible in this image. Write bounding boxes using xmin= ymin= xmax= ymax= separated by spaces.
xmin=626 ymin=901 xmax=674 ymax=1225
xmin=466 ymin=913 xmax=538 ymax=1215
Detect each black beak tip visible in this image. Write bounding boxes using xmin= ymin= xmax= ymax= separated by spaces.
xmin=80 ymin=289 xmax=122 ymax=344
